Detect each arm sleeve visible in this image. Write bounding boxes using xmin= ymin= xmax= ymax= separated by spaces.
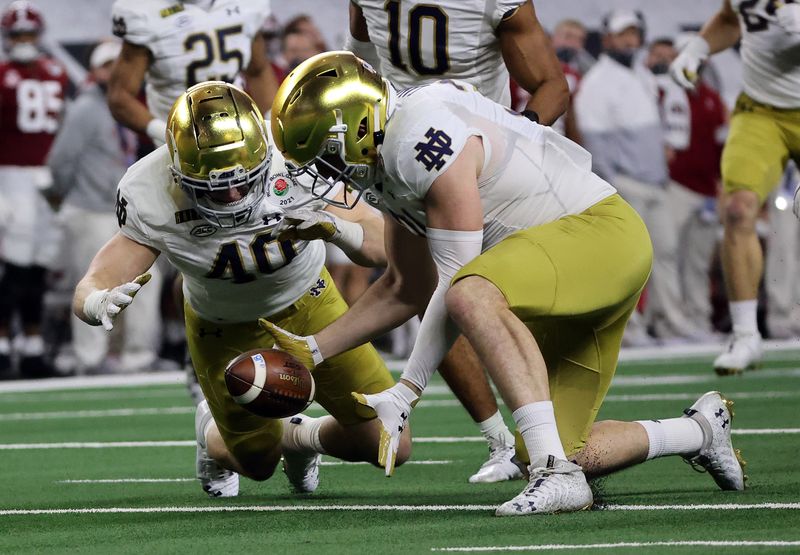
xmin=386 ymin=102 xmax=473 ymax=199
xmin=111 ymin=1 xmax=153 ymax=45
xmin=400 ymin=228 xmax=483 ymax=391
xmin=491 ymin=0 xmax=527 ymax=28
xmin=46 ymin=99 xmax=92 ymax=197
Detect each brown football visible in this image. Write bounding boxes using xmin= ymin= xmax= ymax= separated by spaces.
xmin=224 ymin=349 xmax=315 ymax=419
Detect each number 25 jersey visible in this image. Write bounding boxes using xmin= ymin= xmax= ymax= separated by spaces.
xmin=353 ymin=0 xmax=524 ymax=106
xmin=111 ymin=0 xmax=270 ymax=121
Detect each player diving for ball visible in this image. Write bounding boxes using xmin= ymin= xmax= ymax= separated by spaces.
xmin=73 ymin=81 xmax=410 ymax=498
xmin=262 ymin=52 xmax=747 ymax=515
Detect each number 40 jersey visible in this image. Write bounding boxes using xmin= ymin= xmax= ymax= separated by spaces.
xmin=111 ymin=0 xmax=270 ymax=121
xmin=354 ymin=0 xmax=524 ymax=107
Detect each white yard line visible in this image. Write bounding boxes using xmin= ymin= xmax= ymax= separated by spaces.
xmin=1 ymin=502 xmax=799 ymax=517
xmin=431 ymin=540 xmax=800 ymax=552
xmin=0 ymin=407 xmax=194 ymax=421
xmin=2 ymin=429 xmax=797 ymax=450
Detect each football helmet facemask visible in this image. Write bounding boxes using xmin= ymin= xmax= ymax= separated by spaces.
xmin=270 ymin=51 xmax=391 ymax=209
xmin=167 ymin=81 xmax=272 ymax=228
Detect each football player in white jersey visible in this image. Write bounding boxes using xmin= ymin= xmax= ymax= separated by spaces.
xmin=72 ymin=82 xmax=410 ymax=498
xmin=264 ymin=52 xmax=747 ymax=515
xmin=108 ymin=0 xmax=278 ymax=145
xmin=671 ymin=0 xmax=800 ymax=374
xmin=347 ymin=0 xmax=566 ymax=120
xmin=342 ymin=0 xmax=567 ymax=484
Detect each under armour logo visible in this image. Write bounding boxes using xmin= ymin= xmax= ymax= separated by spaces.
xmin=715 ymin=408 xmax=724 ymax=418
xmin=309 ymin=278 xmax=326 ymax=297
xmin=198 ymin=327 xmax=223 ymax=338
xmin=115 ymin=190 xmax=128 ymax=227
xmin=226 ymin=6 xmax=240 ymax=15
xmin=414 ymin=128 xmax=453 ymax=172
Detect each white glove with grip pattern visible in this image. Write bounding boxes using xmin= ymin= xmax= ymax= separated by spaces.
xmin=352 ymin=382 xmax=419 ymax=477
xmin=670 ymin=36 xmax=710 ymax=90
xmin=777 ymin=2 xmax=800 ymax=33
xmin=275 ymin=209 xmax=364 ymax=253
xmin=83 ymin=273 xmax=151 ymax=331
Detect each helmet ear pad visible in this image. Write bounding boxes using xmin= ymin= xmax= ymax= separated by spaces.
xmin=166 ymin=81 xmax=272 ymax=228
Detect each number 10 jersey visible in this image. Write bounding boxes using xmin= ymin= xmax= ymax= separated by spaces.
xmin=112 ymin=0 xmax=270 ymax=121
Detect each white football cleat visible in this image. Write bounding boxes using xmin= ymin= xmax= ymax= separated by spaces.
xmin=195 ymin=400 xmax=239 ymax=498
xmin=682 ymin=391 xmax=747 ymax=491
xmin=469 ymin=438 xmax=524 ymax=484
xmin=713 ymin=333 xmax=762 ymax=376
xmin=495 ymin=456 xmax=593 ymax=516
xmin=282 ymin=416 xmax=322 ymax=493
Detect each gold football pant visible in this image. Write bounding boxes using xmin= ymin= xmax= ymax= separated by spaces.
xmin=453 ymin=194 xmax=653 ymax=459
xmin=185 ymin=267 xmax=394 ymax=468
xmin=722 ymin=93 xmax=800 ymax=203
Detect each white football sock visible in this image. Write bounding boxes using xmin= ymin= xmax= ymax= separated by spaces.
xmin=729 ymin=300 xmax=758 ymax=336
xmin=0 ymin=337 xmax=10 ymax=355
xmin=22 ymin=335 xmax=44 ymax=357
xmin=281 ymin=414 xmax=329 ymax=455
xmin=477 ymin=410 xmax=515 ymax=447
xmin=636 ymin=418 xmax=705 ymax=460
xmin=513 ymin=401 xmax=567 ymax=462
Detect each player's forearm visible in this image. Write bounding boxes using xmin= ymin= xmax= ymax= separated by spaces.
xmin=245 ymin=65 xmax=278 ymax=116
xmin=107 ymin=85 xmax=156 ymax=135
xmin=343 ymin=214 xmax=386 ymax=267
xmin=523 ymin=77 xmax=569 ymax=126
xmin=700 ymin=5 xmax=742 ymax=54
xmin=316 ymin=270 xmax=423 ymax=358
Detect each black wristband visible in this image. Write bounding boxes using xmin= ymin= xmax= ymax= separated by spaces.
xmin=522 ymin=109 xmax=540 ymax=123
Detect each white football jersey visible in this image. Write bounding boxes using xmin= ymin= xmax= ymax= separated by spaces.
xmin=373 ymin=81 xmax=616 ymax=249
xmin=112 ymin=0 xmax=270 ymax=120
xmin=116 ymin=142 xmax=327 ymax=323
xmin=353 ymin=0 xmax=524 ymax=106
xmin=730 ymin=0 xmax=800 ymax=108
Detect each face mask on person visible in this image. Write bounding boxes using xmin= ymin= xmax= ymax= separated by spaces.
xmin=8 ymin=41 xmax=39 ymax=63
xmin=650 ymin=63 xmax=669 ymax=75
xmin=607 ymin=48 xmax=637 ymax=68
xmin=555 ymin=47 xmax=578 ymax=64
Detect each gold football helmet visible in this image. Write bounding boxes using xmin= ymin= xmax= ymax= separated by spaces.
xmin=167 ymin=81 xmax=272 ymax=228
xmin=271 ymin=51 xmax=390 ymax=209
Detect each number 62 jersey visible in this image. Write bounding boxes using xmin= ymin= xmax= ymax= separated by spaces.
xmin=111 ymin=0 xmax=270 ymax=121
xmin=116 ymin=143 xmax=327 ymax=323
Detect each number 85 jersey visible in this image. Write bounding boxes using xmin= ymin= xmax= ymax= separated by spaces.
xmin=111 ymin=0 xmax=270 ymax=121
xmin=116 ymin=144 xmax=326 ymax=323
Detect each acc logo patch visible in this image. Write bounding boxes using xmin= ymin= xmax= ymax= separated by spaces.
xmin=190 ymin=224 xmax=217 ymax=237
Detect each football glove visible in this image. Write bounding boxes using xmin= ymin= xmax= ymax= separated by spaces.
xmin=793 ymin=184 xmax=800 ymax=220
xmin=275 ymin=209 xmax=363 ymax=253
xmin=258 ymin=319 xmax=324 ymax=369
xmin=352 ymin=382 xmax=419 ymax=477
xmin=670 ymin=36 xmax=710 ymax=90
xmin=778 ymin=2 xmax=800 ymax=33
xmin=83 ymin=273 xmax=151 ymax=331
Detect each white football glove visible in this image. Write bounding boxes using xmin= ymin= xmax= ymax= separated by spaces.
xmin=793 ymin=184 xmax=800 ymax=220
xmin=670 ymin=36 xmax=710 ymax=90
xmin=258 ymin=319 xmax=324 ymax=369
xmin=83 ymin=273 xmax=151 ymax=331
xmin=275 ymin=209 xmax=364 ymax=253
xmin=352 ymin=382 xmax=419 ymax=477
xmin=777 ymin=2 xmax=800 ymax=33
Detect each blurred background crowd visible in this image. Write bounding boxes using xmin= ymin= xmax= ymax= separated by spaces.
xmin=0 ymin=0 xmax=798 ymax=380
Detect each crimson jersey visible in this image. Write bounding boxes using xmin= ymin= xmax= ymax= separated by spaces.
xmin=0 ymin=57 xmax=67 ymax=166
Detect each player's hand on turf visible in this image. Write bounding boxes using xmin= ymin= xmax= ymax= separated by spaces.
xmin=83 ymin=273 xmax=151 ymax=331
xmin=258 ymin=319 xmax=324 ymax=369
xmin=777 ymin=2 xmax=800 ymax=33
xmin=669 ymin=37 xmax=709 ymax=90
xmin=275 ymin=209 xmax=340 ymax=242
xmin=352 ymin=382 xmax=419 ymax=477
